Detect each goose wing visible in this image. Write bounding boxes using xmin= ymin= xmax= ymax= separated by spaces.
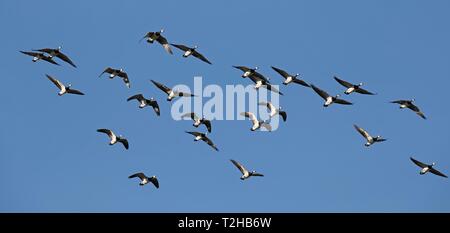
xmin=185 ymin=131 xmax=202 ymax=137
xmin=127 ymin=94 xmax=145 ymax=102
xmin=334 ymin=98 xmax=353 ymax=105
xmin=149 ymin=100 xmax=160 ymax=116
xmin=334 ymin=76 xmax=353 ymax=88
xmin=251 ymin=173 xmax=264 ymax=177
xmin=233 ymin=66 xmax=251 ymax=72
xmin=66 ymin=88 xmax=85 ymax=95
xmin=150 ymin=80 xmax=171 ymax=94
xmin=408 ymin=103 xmax=426 ymax=119
xmin=97 ymin=128 xmax=114 ymax=139
xmin=182 ymin=112 xmax=199 ymax=121
xmin=150 ymin=176 xmax=160 ymax=188
xmin=33 ymin=48 xmax=56 ymax=54
xmin=119 ymin=73 xmax=130 ymax=88
xmin=192 ymin=50 xmax=212 ymax=65
xmin=41 ymin=56 xmax=60 ymax=65
xmin=230 ymin=159 xmax=247 ymax=175
xmin=57 ymin=53 xmax=76 ymax=68
xmin=292 ymin=78 xmax=311 ymax=87
xmin=170 ymin=43 xmax=190 ymax=51
xmin=129 ymin=172 xmax=146 ymax=180
xmin=410 ymin=157 xmax=428 ymax=169
xmin=391 ymin=100 xmax=409 ymax=105
xmin=20 ymin=51 xmax=41 ymax=57
xmin=118 ymin=137 xmax=129 ymax=150
xmin=429 ymin=168 xmax=448 ymax=178
xmin=99 ymin=67 xmax=115 ymax=77
xmin=139 ymin=32 xmax=154 ymax=42
xmin=353 ymin=124 xmax=370 ymax=140
xmin=201 ymin=119 xmax=212 ymax=133
xmin=203 ymin=136 xmax=219 ymax=151
xmin=261 ymin=84 xmax=283 ymax=96
xmin=271 ymin=66 xmax=290 ymax=79
xmin=279 ymin=111 xmax=287 ymax=122
xmin=240 ymin=112 xmax=258 ymax=125
xmin=311 ymin=84 xmax=330 ymax=100
xmin=156 ymin=36 xmax=173 ymax=54
xmin=355 ymin=87 xmax=375 ymax=95
xmin=46 ymin=74 xmax=64 ymax=90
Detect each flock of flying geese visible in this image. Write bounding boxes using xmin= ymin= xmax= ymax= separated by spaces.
xmin=20 ymin=28 xmax=447 ymax=189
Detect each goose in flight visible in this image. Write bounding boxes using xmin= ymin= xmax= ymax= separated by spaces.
xmin=410 ymin=157 xmax=447 ymax=178
xmin=353 ymin=124 xmax=386 ymax=147
xmin=185 ymin=131 xmax=219 ymax=151
xmin=129 ymin=173 xmax=159 ymax=188
xmin=96 ymin=128 xmax=129 ymax=150
xmin=99 ymin=67 xmax=131 ymax=88
xmin=334 ymin=76 xmax=375 ymax=95
xmin=311 ymin=84 xmax=353 ymax=107
xmin=140 ymin=29 xmax=173 ymax=54
xmin=20 ymin=51 xmax=59 ymax=66
xmin=230 ymin=159 xmax=264 ymax=180
xmin=127 ymin=94 xmax=160 ymax=116
xmin=33 ymin=46 xmax=77 ymax=68
xmin=171 ymin=44 xmax=212 ymax=64
xmin=240 ymin=112 xmax=272 ymax=131
xmin=271 ymin=66 xmax=310 ymax=87
xmin=391 ymin=99 xmax=426 ymax=119
xmin=258 ymin=101 xmax=287 ymax=122
xmin=150 ymin=80 xmax=196 ymax=101
xmin=248 ymin=75 xmax=283 ymax=95
xmin=46 ymin=74 xmax=84 ymax=96
xmin=233 ymin=66 xmax=270 ymax=83
xmin=181 ymin=112 xmax=212 ymax=133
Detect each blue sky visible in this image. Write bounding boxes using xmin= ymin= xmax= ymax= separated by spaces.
xmin=1 ymin=0 xmax=450 ymax=212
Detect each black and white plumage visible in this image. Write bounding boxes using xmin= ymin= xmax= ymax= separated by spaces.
xmin=185 ymin=131 xmax=219 ymax=151
xmin=140 ymin=29 xmax=173 ymax=54
xmin=171 ymin=44 xmax=212 ymax=64
xmin=248 ymin=75 xmax=283 ymax=95
xmin=334 ymin=76 xmax=375 ymax=95
xmin=150 ymin=80 xmax=196 ymax=101
xmin=96 ymin=128 xmax=129 ymax=150
xmin=311 ymin=84 xmax=353 ymax=107
xmin=33 ymin=46 xmax=77 ymax=68
xmin=46 ymin=74 xmax=84 ymax=96
xmin=181 ymin=112 xmax=212 ymax=133
xmin=99 ymin=67 xmax=130 ymax=88
xmin=230 ymin=159 xmax=264 ymax=180
xmin=271 ymin=66 xmax=310 ymax=87
xmin=410 ymin=157 xmax=447 ymax=178
xmin=391 ymin=99 xmax=426 ymax=119
xmin=240 ymin=112 xmax=272 ymax=132
xmin=20 ymin=51 xmax=59 ymax=66
xmin=258 ymin=101 xmax=287 ymax=122
xmin=129 ymin=173 xmax=159 ymax=188
xmin=127 ymin=94 xmax=160 ymax=116
xmin=353 ymin=124 xmax=386 ymax=147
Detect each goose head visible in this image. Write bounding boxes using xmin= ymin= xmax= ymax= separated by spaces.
xmin=335 ymin=94 xmax=340 ymax=99
xmin=57 ymin=46 xmax=62 ymax=51
xmin=410 ymin=98 xmax=415 ymax=103
xmin=431 ymin=162 xmax=436 ymax=167
xmin=295 ymin=73 xmax=300 ymax=78
xmin=358 ymin=82 xmax=363 ymax=87
xmin=254 ymin=66 xmax=258 ymax=71
xmin=193 ymin=45 xmax=198 ymax=50
xmin=119 ymin=68 xmax=124 ymax=72
xmin=160 ymin=28 xmax=164 ymax=33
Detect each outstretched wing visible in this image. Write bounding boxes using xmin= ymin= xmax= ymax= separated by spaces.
xmin=192 ymin=50 xmax=212 ymax=64
xmin=241 ymin=112 xmax=257 ymax=123
xmin=99 ymin=67 xmax=115 ymax=77
xmin=203 ymin=136 xmax=219 ymax=151
xmin=66 ymin=88 xmax=85 ymax=95
xmin=118 ymin=138 xmax=129 ymax=150
xmin=230 ymin=159 xmax=246 ymax=175
xmin=233 ymin=66 xmax=251 ymax=72
xmin=391 ymin=100 xmax=408 ymax=105
xmin=185 ymin=131 xmax=202 ymax=137
xmin=151 ymin=80 xmax=171 ymax=94
xmin=410 ymin=157 xmax=428 ymax=169
xmin=202 ymin=119 xmax=212 ymax=133
xmin=170 ymin=43 xmax=190 ymax=51
xmin=353 ymin=124 xmax=370 ymax=140
xmin=129 ymin=173 xmax=146 ymax=180
xmin=271 ymin=66 xmax=290 ymax=79
xmin=56 ymin=51 xmax=77 ymax=68
xmin=157 ymin=36 xmax=173 ymax=54
xmin=97 ymin=128 xmax=114 ymax=138
xmin=355 ymin=87 xmax=375 ymax=95
xmin=149 ymin=100 xmax=160 ymax=116
xmin=150 ymin=177 xmax=160 ymax=188
xmin=252 ymin=173 xmax=264 ymax=177
xmin=429 ymin=168 xmax=448 ymax=178
xmin=279 ymin=111 xmax=287 ymax=122
xmin=127 ymin=94 xmax=145 ymax=102
xmin=293 ymin=78 xmax=310 ymax=87
xmin=20 ymin=51 xmax=40 ymax=57
xmin=46 ymin=74 xmax=64 ymax=90
xmin=334 ymin=76 xmax=353 ymax=88
xmin=334 ymin=98 xmax=353 ymax=105
xmin=311 ymin=84 xmax=330 ymax=100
